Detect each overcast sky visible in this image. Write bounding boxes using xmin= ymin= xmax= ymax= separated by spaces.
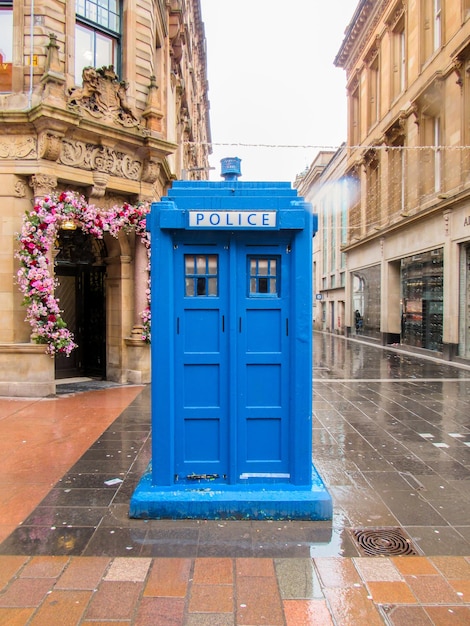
xmin=199 ymin=0 xmax=359 ymax=182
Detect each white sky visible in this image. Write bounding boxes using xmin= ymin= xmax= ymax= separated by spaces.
xmin=200 ymin=0 xmax=359 ymax=182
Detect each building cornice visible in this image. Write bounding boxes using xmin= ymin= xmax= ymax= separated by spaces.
xmin=334 ymin=0 xmax=390 ymax=72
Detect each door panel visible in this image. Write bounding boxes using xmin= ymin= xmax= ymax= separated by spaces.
xmin=237 ymin=244 xmax=290 ymax=478
xmin=174 ymin=244 xmax=229 ymax=482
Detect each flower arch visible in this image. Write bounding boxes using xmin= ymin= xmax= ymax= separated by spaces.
xmin=16 ymin=191 xmax=150 ymax=356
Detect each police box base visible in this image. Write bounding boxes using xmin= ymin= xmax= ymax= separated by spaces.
xmin=129 ymin=464 xmax=333 ymax=521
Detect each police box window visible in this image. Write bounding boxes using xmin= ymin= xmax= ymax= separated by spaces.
xmin=249 ymin=257 xmax=279 ymax=296
xmin=75 ymin=0 xmax=121 ymax=82
xmin=185 ymin=255 xmax=218 ymax=297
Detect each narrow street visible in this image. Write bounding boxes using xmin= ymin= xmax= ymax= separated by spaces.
xmin=0 ymin=332 xmax=469 ymax=624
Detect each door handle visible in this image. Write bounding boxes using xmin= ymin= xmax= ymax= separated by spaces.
xmin=222 ymin=315 xmax=225 ymax=332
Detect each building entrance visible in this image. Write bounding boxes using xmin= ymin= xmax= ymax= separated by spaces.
xmin=460 ymin=244 xmax=470 ymax=359
xmin=54 ymin=228 xmax=106 ymax=379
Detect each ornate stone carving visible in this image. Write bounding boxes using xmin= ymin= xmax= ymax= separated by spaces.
xmin=38 ymin=132 xmax=63 ymax=161
xmin=383 ymin=114 xmax=406 ymax=146
xmin=14 ymin=179 xmax=27 ymax=198
xmin=59 ymin=139 xmax=143 ymax=180
xmin=29 ymin=174 xmax=57 ymax=198
xmin=88 ymin=171 xmax=109 ymax=199
xmin=68 ymin=66 xmax=140 ymax=128
xmin=143 ymin=75 xmax=164 ymax=132
xmin=141 ymin=159 xmax=160 ymax=184
xmin=0 ymin=136 xmax=36 ymax=159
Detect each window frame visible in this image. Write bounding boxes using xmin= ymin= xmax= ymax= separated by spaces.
xmin=248 ymin=256 xmax=280 ymax=297
xmin=0 ymin=3 xmax=13 ymax=93
xmin=75 ymin=0 xmax=121 ymax=82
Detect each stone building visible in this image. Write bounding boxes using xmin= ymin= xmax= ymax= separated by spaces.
xmin=0 ymin=0 xmax=211 ymax=396
xmin=295 ymin=148 xmax=349 ymax=336
xmin=303 ymin=0 xmax=470 ymax=364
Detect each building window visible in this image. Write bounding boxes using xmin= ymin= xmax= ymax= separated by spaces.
xmin=386 ymin=129 xmax=406 ymax=218
xmin=75 ymin=0 xmax=121 ymax=82
xmin=0 ymin=4 xmax=13 ymax=93
xmin=420 ymin=114 xmax=441 ymax=195
xmin=352 ymin=266 xmax=381 ymax=339
xmin=401 ymin=249 xmax=443 ymax=351
xmin=368 ymin=54 xmax=380 ymax=129
xmin=463 ymin=55 xmax=470 ymax=174
xmin=391 ymin=17 xmax=406 ymax=100
xmin=349 ymin=80 xmax=360 ymax=147
xmin=347 ymin=170 xmax=361 ymax=241
xmin=364 ymin=150 xmax=381 ymax=229
xmin=422 ymin=0 xmax=441 ymax=63
xmin=433 ymin=0 xmax=441 ymax=51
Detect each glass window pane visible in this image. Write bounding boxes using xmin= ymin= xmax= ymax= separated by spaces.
xmin=208 ymin=255 xmax=217 ymax=274
xmin=196 ymin=277 xmax=206 ymax=296
xmin=0 ymin=9 xmax=13 ymax=93
xmin=185 ymin=255 xmax=194 ymax=274
xmin=185 ymin=278 xmax=194 ymax=297
xmin=208 ymin=277 xmax=217 ymax=296
xmin=0 ymin=9 xmax=13 ymax=62
xmin=75 ymin=24 xmax=94 ymax=80
xmin=258 ymin=259 xmax=268 ymax=275
xmin=196 ymin=256 xmax=206 ymax=274
xmin=258 ymin=277 xmax=268 ymax=293
xmin=95 ymin=32 xmax=114 ymax=67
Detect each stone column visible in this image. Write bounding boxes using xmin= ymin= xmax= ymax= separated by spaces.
xmin=125 ymin=235 xmax=151 ymax=384
xmin=131 ymin=236 xmax=149 ymax=339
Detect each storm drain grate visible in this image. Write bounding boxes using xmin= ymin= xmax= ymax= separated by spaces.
xmin=350 ymin=528 xmax=419 ymax=556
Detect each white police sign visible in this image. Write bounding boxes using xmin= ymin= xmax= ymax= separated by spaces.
xmin=189 ymin=210 xmax=277 ymax=228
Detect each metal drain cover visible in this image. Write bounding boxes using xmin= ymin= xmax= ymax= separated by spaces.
xmin=351 ymin=528 xmax=418 ymax=556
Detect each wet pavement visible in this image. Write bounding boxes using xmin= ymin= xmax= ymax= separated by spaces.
xmin=1 ymin=332 xmax=470 ymax=624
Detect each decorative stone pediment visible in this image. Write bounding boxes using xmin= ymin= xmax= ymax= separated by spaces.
xmin=68 ymin=66 xmax=140 ymax=129
xmin=59 ymin=139 xmax=143 ymax=181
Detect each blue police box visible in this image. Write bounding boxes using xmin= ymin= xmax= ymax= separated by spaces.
xmin=130 ymin=159 xmax=332 ymax=520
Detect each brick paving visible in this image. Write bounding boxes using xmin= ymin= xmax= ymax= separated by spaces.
xmin=1 ymin=333 xmax=470 ymax=624
xmin=1 ymin=555 xmax=470 ymax=624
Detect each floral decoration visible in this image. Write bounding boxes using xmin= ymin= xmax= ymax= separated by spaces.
xmin=16 ymin=190 xmax=150 ymax=356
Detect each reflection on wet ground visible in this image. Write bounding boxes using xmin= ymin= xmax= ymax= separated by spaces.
xmin=1 ymin=332 xmax=470 ymax=558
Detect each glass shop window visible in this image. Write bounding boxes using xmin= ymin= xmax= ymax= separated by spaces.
xmin=75 ymin=0 xmax=121 ymax=81
xmin=249 ymin=257 xmax=279 ymax=296
xmin=0 ymin=4 xmax=13 ymax=93
xmin=185 ymin=255 xmax=218 ymax=297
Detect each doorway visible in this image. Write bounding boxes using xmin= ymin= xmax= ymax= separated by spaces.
xmin=54 ymin=228 xmax=107 ymax=379
xmin=173 ymin=235 xmax=292 ymax=483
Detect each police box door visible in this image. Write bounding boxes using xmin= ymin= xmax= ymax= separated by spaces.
xmin=173 ymin=236 xmax=291 ymax=484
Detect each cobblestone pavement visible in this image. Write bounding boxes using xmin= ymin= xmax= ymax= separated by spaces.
xmin=0 ymin=332 xmax=470 ymax=624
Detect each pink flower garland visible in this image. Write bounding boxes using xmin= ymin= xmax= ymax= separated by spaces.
xmin=16 ymin=191 xmax=150 ymax=356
